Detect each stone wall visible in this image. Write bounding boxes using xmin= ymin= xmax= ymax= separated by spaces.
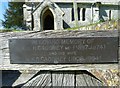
xmin=23 ymin=1 xmax=119 ymax=30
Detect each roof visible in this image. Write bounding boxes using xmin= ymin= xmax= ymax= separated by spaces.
xmin=24 ymin=0 xmax=119 ymax=4
xmin=32 ymin=0 xmax=64 ymax=15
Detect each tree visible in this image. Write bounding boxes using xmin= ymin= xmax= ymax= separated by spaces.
xmin=2 ymin=2 xmax=25 ymax=29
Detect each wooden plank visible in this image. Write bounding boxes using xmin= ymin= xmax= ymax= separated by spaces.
xmin=82 ymin=73 xmax=95 ymax=86
xmin=0 ymin=30 xmax=119 ymax=70
xmin=21 ymin=70 xmax=118 ymax=87
xmin=76 ymin=71 xmax=104 ymax=86
xmin=76 ymin=72 xmax=89 ymax=86
xmin=91 ymin=77 xmax=99 ymax=86
xmin=22 ymin=71 xmax=52 ymax=87
xmin=96 ymin=79 xmax=104 ymax=86
xmin=52 ymin=71 xmax=75 ymax=87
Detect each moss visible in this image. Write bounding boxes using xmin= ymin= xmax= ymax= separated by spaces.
xmin=65 ymin=27 xmax=79 ymax=30
xmin=0 ymin=29 xmax=12 ymax=32
xmin=101 ymin=4 xmax=118 ymax=6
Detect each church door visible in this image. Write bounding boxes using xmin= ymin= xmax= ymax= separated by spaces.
xmin=43 ymin=9 xmax=54 ymax=30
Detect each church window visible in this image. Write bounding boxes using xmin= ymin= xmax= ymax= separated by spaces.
xmin=109 ymin=10 xmax=111 ymax=21
xmin=72 ymin=8 xmax=75 ymax=21
xmin=77 ymin=7 xmax=80 ymax=21
xmin=82 ymin=8 xmax=86 ymax=21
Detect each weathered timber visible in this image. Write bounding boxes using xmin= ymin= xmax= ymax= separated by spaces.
xmin=76 ymin=71 xmax=104 ymax=86
xmin=0 ymin=30 xmax=119 ymax=86
xmin=52 ymin=71 xmax=75 ymax=86
xmin=0 ymin=30 xmax=119 ymax=70
xmin=22 ymin=71 xmax=104 ymax=87
xmin=23 ymin=71 xmax=52 ymax=87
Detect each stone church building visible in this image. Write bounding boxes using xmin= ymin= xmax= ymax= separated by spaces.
xmin=23 ymin=0 xmax=119 ymax=31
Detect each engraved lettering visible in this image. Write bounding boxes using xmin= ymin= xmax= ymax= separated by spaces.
xmin=67 ymin=51 xmax=76 ymax=55
xmin=65 ymin=46 xmax=70 ymax=50
xmin=10 ymin=37 xmax=118 ymax=63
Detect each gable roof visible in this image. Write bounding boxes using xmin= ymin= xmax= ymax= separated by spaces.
xmin=32 ymin=0 xmax=64 ymax=15
xmin=25 ymin=0 xmax=119 ymax=4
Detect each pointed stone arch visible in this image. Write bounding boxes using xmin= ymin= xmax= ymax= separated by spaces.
xmin=33 ymin=0 xmax=64 ymax=31
xmin=41 ymin=7 xmax=54 ymax=30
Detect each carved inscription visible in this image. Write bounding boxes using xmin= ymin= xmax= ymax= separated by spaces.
xmin=9 ymin=37 xmax=118 ymax=64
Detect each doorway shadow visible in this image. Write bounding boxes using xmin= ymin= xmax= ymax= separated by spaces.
xmin=43 ymin=9 xmax=54 ymax=30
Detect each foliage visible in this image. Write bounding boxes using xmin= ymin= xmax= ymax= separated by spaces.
xmin=2 ymin=2 xmax=25 ymax=29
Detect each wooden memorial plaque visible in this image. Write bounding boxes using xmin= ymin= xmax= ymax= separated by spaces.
xmin=9 ymin=37 xmax=118 ymax=64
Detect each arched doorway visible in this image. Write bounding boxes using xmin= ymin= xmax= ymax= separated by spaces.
xmin=43 ymin=9 xmax=54 ymax=30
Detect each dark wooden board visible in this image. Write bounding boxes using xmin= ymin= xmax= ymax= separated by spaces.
xmin=9 ymin=37 xmax=118 ymax=64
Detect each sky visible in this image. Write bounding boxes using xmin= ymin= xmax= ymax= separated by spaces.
xmin=0 ymin=0 xmax=9 ymax=29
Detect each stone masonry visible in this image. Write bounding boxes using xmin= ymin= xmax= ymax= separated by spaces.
xmin=23 ymin=0 xmax=119 ymax=30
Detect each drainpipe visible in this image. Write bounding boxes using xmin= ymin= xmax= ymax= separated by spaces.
xmin=91 ymin=3 xmax=94 ymax=23
xmin=73 ymin=0 xmax=78 ymax=27
xmin=31 ymin=1 xmax=34 ymax=30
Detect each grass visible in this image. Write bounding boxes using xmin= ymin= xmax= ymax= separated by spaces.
xmin=0 ymin=29 xmax=24 ymax=32
xmin=1 ymin=19 xmax=118 ymax=32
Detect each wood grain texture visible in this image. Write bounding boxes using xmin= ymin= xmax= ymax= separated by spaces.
xmin=52 ymin=71 xmax=75 ymax=87
xmin=0 ymin=30 xmax=119 ymax=70
xmin=0 ymin=30 xmax=119 ymax=86
xmin=76 ymin=71 xmax=103 ymax=86
xmin=22 ymin=71 xmax=104 ymax=87
xmin=23 ymin=71 xmax=52 ymax=87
